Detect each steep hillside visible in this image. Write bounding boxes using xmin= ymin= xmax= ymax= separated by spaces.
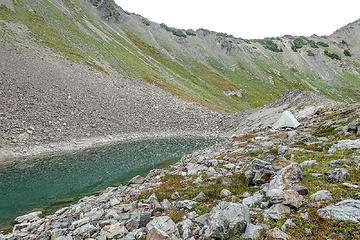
xmin=1 ymin=0 xmax=360 ymax=113
xmin=0 ymin=0 xmax=360 ymax=151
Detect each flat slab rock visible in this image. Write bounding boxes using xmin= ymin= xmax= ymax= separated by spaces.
xmin=318 ymin=199 xmax=360 ymax=223
xmin=329 ymin=139 xmax=360 ymax=153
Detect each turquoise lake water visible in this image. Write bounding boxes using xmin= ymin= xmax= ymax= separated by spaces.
xmin=0 ymin=137 xmax=218 ymax=227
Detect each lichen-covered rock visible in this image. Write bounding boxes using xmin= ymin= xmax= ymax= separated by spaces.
xmin=268 ymin=163 xmax=303 ymax=191
xmin=329 ymin=139 xmax=360 ymax=153
xmin=318 ymin=199 xmax=360 ymax=223
xmin=310 ymin=190 xmax=333 ymax=202
xmin=203 ymin=201 xmax=250 ymax=239
xmin=264 ymin=227 xmax=290 ymax=240
xmin=146 ymin=216 xmax=179 ymax=238
xmin=325 ymin=168 xmax=348 ymax=183
xmin=264 ymin=204 xmax=291 ymax=220
xmin=241 ymin=223 xmax=263 ymax=239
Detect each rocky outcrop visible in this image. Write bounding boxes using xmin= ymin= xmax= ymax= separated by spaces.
xmin=318 ymin=199 xmax=360 ymax=223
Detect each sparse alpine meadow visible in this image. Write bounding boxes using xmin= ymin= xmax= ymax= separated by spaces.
xmin=0 ymin=0 xmax=360 ymax=239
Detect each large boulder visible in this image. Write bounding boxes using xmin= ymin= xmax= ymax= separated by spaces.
xmin=267 ymin=163 xmax=303 ymax=192
xmin=241 ymin=224 xmax=263 ymax=239
xmin=325 ymin=168 xmax=348 ymax=183
xmin=329 ymin=139 xmax=360 ymax=153
xmin=146 ymin=216 xmax=179 ymax=238
xmin=344 ymin=118 xmax=360 ymax=135
xmin=203 ymin=201 xmax=250 ymax=239
xmin=318 ymin=199 xmax=360 ymax=223
xmin=266 ymin=189 xmax=304 ymax=209
xmin=310 ymin=190 xmax=333 ymax=202
xmin=246 ymin=159 xmax=275 ymax=186
xmin=264 ymin=204 xmax=291 ymax=220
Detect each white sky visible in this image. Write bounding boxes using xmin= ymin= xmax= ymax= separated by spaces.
xmin=114 ymin=0 xmax=360 ymax=39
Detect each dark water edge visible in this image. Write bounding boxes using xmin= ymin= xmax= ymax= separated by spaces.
xmin=0 ymin=137 xmax=219 ymax=229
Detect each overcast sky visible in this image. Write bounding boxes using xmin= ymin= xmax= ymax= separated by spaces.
xmin=114 ymin=0 xmax=360 ymax=39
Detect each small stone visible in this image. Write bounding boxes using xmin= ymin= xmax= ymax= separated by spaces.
xmin=264 ymin=204 xmax=291 ymax=220
xmin=161 ymin=199 xmax=172 ymax=209
xmin=342 ymin=182 xmax=359 ymax=188
xmin=310 ymin=190 xmax=333 ymax=202
xmin=305 ymin=228 xmax=312 ymax=237
xmin=328 ymin=159 xmax=345 ymax=167
xmin=280 ymin=219 xmax=296 ymax=232
xmin=193 ymin=192 xmax=208 ymax=202
xmin=300 ymin=212 xmax=309 ymax=220
xmin=300 ymin=160 xmax=317 ymax=167
xmin=171 ymin=191 xmax=180 ymax=200
xmin=128 ymin=175 xmax=145 ymax=185
xmin=219 ymin=189 xmax=232 ymax=198
xmin=264 ymin=227 xmax=290 ymax=240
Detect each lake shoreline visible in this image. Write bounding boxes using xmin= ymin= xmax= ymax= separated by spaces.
xmin=0 ymin=130 xmax=226 ymax=167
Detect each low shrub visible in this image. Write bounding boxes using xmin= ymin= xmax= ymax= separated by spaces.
xmin=142 ymin=18 xmax=150 ymax=26
xmin=324 ymin=50 xmax=341 ymax=60
xmin=317 ymin=41 xmax=329 ymax=47
xmin=307 ymin=50 xmax=315 ymax=56
xmin=344 ymin=49 xmax=351 ymax=57
xmin=185 ymin=29 xmax=196 ymax=36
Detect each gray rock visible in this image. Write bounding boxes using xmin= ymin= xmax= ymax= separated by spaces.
xmin=342 ymin=182 xmax=359 ymax=188
xmin=125 ymin=209 xmax=152 ymax=231
xmin=14 ymin=211 xmax=42 ymax=224
xmin=176 ymin=200 xmax=196 ymax=210
xmin=161 ymin=199 xmax=172 ymax=209
xmin=241 ymin=223 xmax=263 ymax=239
xmin=328 ymin=159 xmax=345 ymax=167
xmin=101 ymin=222 xmax=128 ymax=239
xmin=146 ymin=216 xmax=179 ymax=237
xmin=264 ymin=227 xmax=289 ymax=240
xmin=219 ymin=189 xmax=232 ymax=198
xmin=267 ymin=190 xmax=304 ymax=209
xmin=242 ymin=191 xmax=264 ymax=207
xmin=325 ymin=168 xmax=348 ymax=183
xmin=268 ymin=163 xmax=303 ymax=192
xmin=73 ymin=223 xmax=98 ymax=238
xmin=318 ymin=199 xmax=360 ymax=223
xmin=345 ymin=118 xmax=360 ymax=135
xmin=247 ymin=159 xmax=275 ymax=186
xmin=193 ymin=192 xmax=208 ymax=202
xmin=310 ymin=190 xmax=333 ymax=202
xmin=329 ymin=139 xmax=360 ymax=153
xmin=204 ymin=201 xmax=250 ymax=239
xmin=171 ymin=191 xmax=180 ymax=200
xmin=128 ymin=175 xmax=145 ymax=185
xmin=280 ymin=219 xmax=296 ymax=232
xmin=264 ymin=204 xmax=291 ymax=220
xmin=178 ymin=219 xmax=193 ymax=239
xmin=300 ymin=160 xmax=317 ymax=167
xmin=305 ymin=228 xmax=312 ymax=237
xmin=300 ymin=212 xmax=309 ymax=220
xmin=146 ymin=227 xmax=170 ymax=240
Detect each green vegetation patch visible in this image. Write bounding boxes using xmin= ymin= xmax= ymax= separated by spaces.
xmin=317 ymin=41 xmax=329 ymax=47
xmin=142 ymin=18 xmax=150 ymax=26
xmin=324 ymin=50 xmax=341 ymax=60
xmin=344 ymin=49 xmax=351 ymax=57
xmin=253 ymin=38 xmax=283 ymax=52
xmin=307 ymin=50 xmax=315 ymax=56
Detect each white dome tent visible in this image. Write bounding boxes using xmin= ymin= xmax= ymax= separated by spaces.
xmin=273 ymin=110 xmax=300 ymax=129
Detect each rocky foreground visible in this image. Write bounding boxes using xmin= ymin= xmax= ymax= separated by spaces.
xmin=1 ymin=102 xmax=360 ymax=239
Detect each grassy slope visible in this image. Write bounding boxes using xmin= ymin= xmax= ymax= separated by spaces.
xmin=1 ymin=0 xmax=360 ymax=113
